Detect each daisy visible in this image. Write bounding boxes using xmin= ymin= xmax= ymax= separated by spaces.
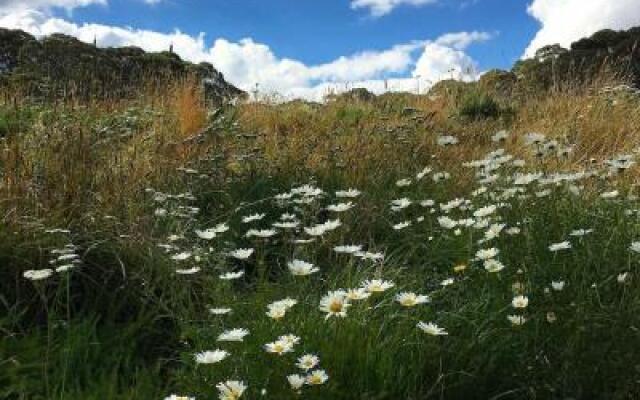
xmin=266 ymin=306 xmax=287 ymax=320
xmin=491 ymin=130 xmax=509 ymax=142
xmin=511 ymin=295 xmax=529 ymax=308
xmin=288 ymin=259 xmax=319 ymax=276
xmin=229 ymin=248 xmax=254 ymax=260
xmin=333 ymin=244 xmax=363 ymax=254
xmin=417 ymin=321 xmax=448 ymax=336
xmin=346 ymin=287 xmax=371 ymax=300
xmin=272 ymin=221 xmax=299 ymax=229
xmin=438 ymin=216 xmax=457 ymax=229
xmin=362 ymin=279 xmax=394 ymax=293
xmin=440 ymin=278 xmax=454 ymax=286
xmin=216 ymin=380 xmax=247 ymax=400
xmin=264 ymin=339 xmax=294 ymax=355
xmin=506 ymin=227 xmax=521 ymax=235
xmin=549 ymin=241 xmax=571 ymax=252
xmin=600 ymin=190 xmax=619 ymax=199
xmin=416 ymin=166 xmax=433 ymax=180
xmin=569 ymin=229 xmax=593 ymax=237
xmin=395 ymin=292 xmax=430 ymax=307
xmin=55 ymin=264 xmax=77 ymax=273
xmin=432 ymin=172 xmax=451 ymax=182
xmin=507 ymin=315 xmax=526 ymax=326
xmin=171 ymin=252 xmax=192 ymax=261
xmin=437 ymin=135 xmax=458 ymax=146
xmin=473 ymin=205 xmax=497 ymax=218
xmin=23 ymin=269 xmax=53 ymax=281
xmin=220 ymin=271 xmax=244 ymax=280
xmin=319 ymin=290 xmax=350 ymax=319
xmin=217 ymin=328 xmax=249 ymax=342
xmin=266 ymin=299 xmax=297 ymax=320
xmin=617 ymin=272 xmax=630 ymax=284
xmin=396 ymin=178 xmax=412 ymax=187
xmin=484 ymin=259 xmax=505 ymax=273
xmin=393 ymin=221 xmax=411 ymax=230
xmin=195 ymin=349 xmax=229 ymax=364
xmin=475 ymin=248 xmax=499 ymax=261
xmin=420 ymin=199 xmax=435 ymax=207
xmin=306 ymin=370 xmax=329 ymax=385
xmin=164 ymin=395 xmax=194 ymax=400
xmin=335 ymin=188 xmax=361 ymax=198
xmin=355 ymin=251 xmax=385 ymax=261
xmin=287 ymin=374 xmax=306 ymax=391
xmin=629 ymin=242 xmax=640 ymax=253
xmin=296 ymin=354 xmax=320 ymax=371
xmin=390 ymin=198 xmax=412 ymax=211
xmin=551 ymin=281 xmax=565 ymax=291
xmin=245 ymin=229 xmax=277 ymax=238
xmin=209 ymin=307 xmax=232 ymax=315
xmin=176 ymin=267 xmax=201 ymax=275
xmin=213 ymin=223 xmax=230 ymax=233
xmin=327 ymin=202 xmax=354 ymax=212
xmin=242 ymin=213 xmax=266 ymax=223
xmin=195 ymin=229 xmax=217 ymax=240
xmin=278 ymin=334 xmax=301 ymax=346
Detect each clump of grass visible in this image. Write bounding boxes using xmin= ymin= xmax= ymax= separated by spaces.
xmin=456 ymin=89 xmax=503 ymax=120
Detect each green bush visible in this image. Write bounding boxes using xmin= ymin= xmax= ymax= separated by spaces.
xmin=457 ymin=90 xmax=501 ymax=120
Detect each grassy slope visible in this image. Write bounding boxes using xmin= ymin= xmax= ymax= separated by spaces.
xmin=1 ymin=84 xmax=639 ymax=399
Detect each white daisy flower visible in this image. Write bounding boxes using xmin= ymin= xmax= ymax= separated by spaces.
xmin=242 ymin=213 xmax=266 ymax=223
xmin=288 ymin=259 xmax=319 ymax=276
xmin=195 ymin=349 xmax=229 ymax=364
xmin=217 ymin=328 xmax=249 ymax=342
xmin=216 ymin=380 xmax=247 ymax=400
xmin=306 ymin=370 xmax=329 ymax=385
xmin=296 ymin=354 xmax=320 ymax=371
xmin=229 ymin=248 xmax=254 ymax=260
xmin=511 ymin=295 xmax=529 ymax=308
xmin=395 ymin=292 xmax=430 ymax=307
xmin=220 ymin=271 xmax=244 ymax=280
xmin=23 ymin=269 xmax=54 ymax=281
xmin=417 ymin=321 xmax=448 ymax=336
xmin=319 ymin=290 xmax=350 ymax=319
xmin=549 ymin=241 xmax=571 ymax=252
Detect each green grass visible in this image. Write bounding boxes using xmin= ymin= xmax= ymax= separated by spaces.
xmin=1 ymin=97 xmax=640 ymax=399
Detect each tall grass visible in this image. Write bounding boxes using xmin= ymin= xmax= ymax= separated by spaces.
xmin=1 ymin=78 xmax=640 ymax=399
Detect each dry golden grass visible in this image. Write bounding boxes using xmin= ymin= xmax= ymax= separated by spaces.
xmin=1 ymin=78 xmax=639 ymax=228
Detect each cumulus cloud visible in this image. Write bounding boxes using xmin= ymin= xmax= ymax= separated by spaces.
xmin=350 ymin=0 xmax=437 ymax=17
xmin=524 ymin=0 xmax=640 ymax=58
xmin=413 ymin=42 xmax=478 ymax=83
xmin=0 ymin=5 xmax=490 ymax=101
xmin=0 ymin=0 xmax=105 ymax=12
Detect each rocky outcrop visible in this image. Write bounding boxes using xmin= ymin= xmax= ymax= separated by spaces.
xmin=0 ymin=28 xmax=245 ymax=104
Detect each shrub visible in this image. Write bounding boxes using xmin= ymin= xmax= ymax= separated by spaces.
xmin=457 ymin=90 xmax=501 ymax=120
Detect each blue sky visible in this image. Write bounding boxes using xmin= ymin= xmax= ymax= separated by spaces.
xmin=1 ymin=0 xmax=639 ymax=99
xmin=70 ymin=0 xmax=535 ymax=69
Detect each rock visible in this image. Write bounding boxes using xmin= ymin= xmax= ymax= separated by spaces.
xmin=0 ymin=28 xmax=245 ymax=104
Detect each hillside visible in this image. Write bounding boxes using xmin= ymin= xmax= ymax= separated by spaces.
xmin=473 ymin=27 xmax=640 ymax=100
xmin=0 ymin=28 xmax=245 ymax=104
xmin=0 ymin=25 xmax=639 ymax=400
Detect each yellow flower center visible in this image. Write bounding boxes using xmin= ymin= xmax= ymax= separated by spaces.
xmin=329 ymin=300 xmax=343 ymax=313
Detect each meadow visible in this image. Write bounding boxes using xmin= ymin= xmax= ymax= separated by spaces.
xmin=1 ymin=79 xmax=639 ymax=399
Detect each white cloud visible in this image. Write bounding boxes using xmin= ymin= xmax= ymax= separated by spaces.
xmin=0 ymin=0 xmax=106 ymax=12
xmin=524 ymin=0 xmax=640 ymax=58
xmin=413 ymin=42 xmax=478 ymax=83
xmin=0 ymin=6 xmax=489 ymax=101
xmin=350 ymin=0 xmax=437 ymax=17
